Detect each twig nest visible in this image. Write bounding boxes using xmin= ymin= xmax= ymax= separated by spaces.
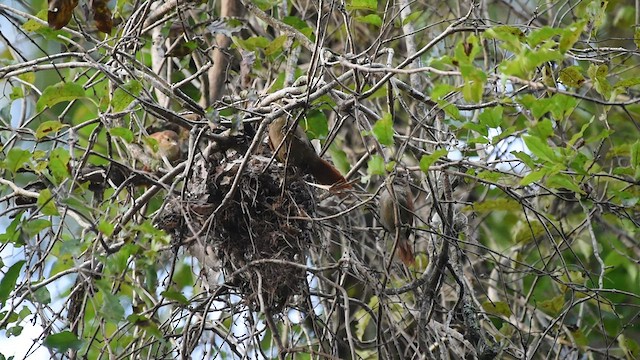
xmin=157 ymin=154 xmax=315 ymax=311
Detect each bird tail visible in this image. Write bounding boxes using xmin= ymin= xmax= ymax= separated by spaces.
xmin=397 ymin=239 xmax=415 ymax=266
xmin=306 ymin=157 xmax=349 ymax=188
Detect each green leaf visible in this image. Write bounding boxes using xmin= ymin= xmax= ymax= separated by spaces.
xmin=372 ymin=113 xmax=394 ymax=146
xmin=21 ymin=219 xmax=51 ymax=238
xmin=519 ymin=95 xmax=551 ymax=120
xmin=567 ymin=151 xmax=591 ymax=175
xmin=431 ymin=83 xmax=454 ymax=100
xmin=36 ymin=120 xmax=66 ymax=139
xmin=585 ymin=0 xmax=607 ymax=34
xmin=109 ymin=127 xmax=134 ymax=143
xmin=32 ymin=286 xmax=51 ymax=304
xmin=23 ymin=19 xmax=46 ymax=32
xmin=283 ymin=16 xmax=309 ymax=30
xmin=620 ymin=334 xmax=640 ymax=359
xmin=462 ymin=121 xmax=488 ymax=136
xmin=635 ymin=28 xmax=640 ymax=49
xmin=43 ymin=331 xmax=83 ymax=352
xmin=546 ymin=174 xmax=584 ymax=195
xmin=559 ymin=21 xmax=586 ymax=53
xmin=529 ymin=118 xmax=554 ymax=139
xmin=384 ymin=160 xmax=397 ymax=173
xmin=112 ymin=80 xmax=142 ymax=112
xmin=265 ymin=35 xmax=288 ymax=56
xmin=401 ymin=11 xmax=423 ymax=26
xmin=355 ymin=14 xmax=382 ymax=27
xmin=10 ymin=87 xmax=24 ymax=100
xmin=484 ymin=26 xmax=525 ymax=52
xmin=631 ymin=141 xmax=640 ymax=179
xmin=465 ymin=199 xmax=521 ymax=213
xmin=101 ymin=291 xmax=125 ymax=322
xmin=19 ymin=71 xmax=35 ymax=85
xmin=0 ymin=216 xmax=22 ymax=245
xmin=527 ymin=47 xmax=563 ymax=69
xmin=460 ymin=64 xmax=486 ymax=102
xmin=514 ymin=220 xmax=545 ymax=244
xmin=442 ymin=103 xmax=461 ymax=120
xmin=330 ymin=146 xmax=351 ymax=175
xmin=5 ymin=148 xmax=31 ymax=174
xmin=162 ymin=289 xmax=189 ymax=305
xmin=513 ymin=151 xmax=536 ymax=168
xmin=539 ymin=294 xmax=565 ymax=316
xmin=501 ymin=45 xmax=562 ymax=78
xmin=98 ymin=221 xmax=114 ymax=236
xmin=347 ymin=0 xmax=377 ymax=11
xmin=355 ymin=296 xmax=378 ymax=340
xmin=558 ymin=66 xmax=585 ymax=87
xmin=252 ymin=0 xmax=277 ymax=10
xmin=106 ymin=244 xmax=138 ymax=275
xmin=587 ymin=296 xmax=615 ymax=313
xmin=235 ymin=36 xmax=271 ymax=51
xmin=0 ymin=261 xmax=25 ymax=304
xmin=22 ymin=9 xmax=47 ymax=32
xmin=367 ymin=155 xmax=385 ymax=176
xmin=519 ymin=169 xmax=546 ymax=186
xmin=6 ymin=325 xmax=24 ymax=337
xmin=523 ymin=135 xmax=557 ymax=163
xmin=548 ymin=94 xmax=577 ymax=120
xmin=419 ymin=149 xmax=448 ymax=173
xmin=37 ymin=188 xmax=59 ymax=216
xmin=431 ymin=83 xmax=462 ymax=119
xmin=454 ymin=35 xmax=481 ymax=65
xmin=615 ymin=77 xmax=640 ymax=90
xmin=476 ymin=170 xmax=502 ymax=182
xmin=128 ymin=314 xmax=164 ymax=339
xmin=36 ymin=82 xmax=86 ymax=112
xmin=527 ymin=27 xmax=564 ymax=47
xmin=491 ymin=126 xmax=515 ymax=145
xmin=559 ymin=271 xmax=585 ymax=291
xmin=302 ymin=110 xmax=328 ymax=140
xmin=172 ymin=263 xmax=194 ymax=289
xmin=49 ymin=147 xmax=71 ymax=184
xmin=587 ymin=64 xmax=611 ymax=98
xmin=567 ymin=120 xmax=592 ymax=148
xmin=482 ymin=301 xmax=512 ymax=317
xmin=478 ymin=106 xmax=503 ymax=128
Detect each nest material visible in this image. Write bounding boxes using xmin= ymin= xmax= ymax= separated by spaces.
xmin=157 ymin=154 xmax=315 ymax=311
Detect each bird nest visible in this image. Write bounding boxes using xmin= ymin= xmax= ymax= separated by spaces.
xmin=156 ymin=152 xmax=315 ymax=312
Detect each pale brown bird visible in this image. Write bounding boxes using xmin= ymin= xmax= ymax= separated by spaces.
xmin=148 ymin=130 xmax=181 ymax=162
xmin=379 ymin=177 xmax=415 ymax=266
xmin=268 ymin=117 xmax=348 ymax=187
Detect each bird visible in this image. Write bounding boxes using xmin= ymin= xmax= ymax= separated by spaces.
xmin=378 ymin=176 xmax=415 ymax=266
xmin=268 ymin=117 xmax=348 ymax=187
xmin=148 ymin=130 xmax=181 ymax=163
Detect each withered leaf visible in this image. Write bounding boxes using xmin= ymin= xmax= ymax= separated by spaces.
xmin=92 ymin=0 xmax=113 ymax=34
xmin=48 ymin=0 xmax=79 ymax=29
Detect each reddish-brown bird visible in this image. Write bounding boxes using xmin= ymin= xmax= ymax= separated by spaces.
xmin=379 ymin=179 xmax=415 ymax=266
xmin=268 ymin=117 xmax=347 ymax=187
xmin=148 ymin=130 xmax=181 ymax=162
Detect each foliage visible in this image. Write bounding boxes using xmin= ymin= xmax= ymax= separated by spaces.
xmin=0 ymin=0 xmax=639 ymax=359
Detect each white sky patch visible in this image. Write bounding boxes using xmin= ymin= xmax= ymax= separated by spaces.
xmin=0 ymin=323 xmax=51 ymax=359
